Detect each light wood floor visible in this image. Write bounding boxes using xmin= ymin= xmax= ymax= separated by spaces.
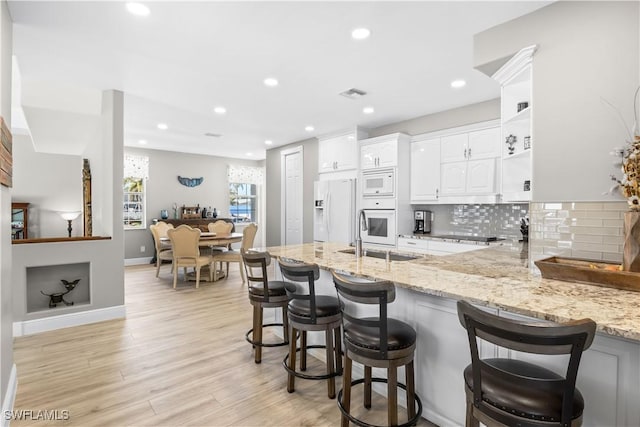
xmin=13 ymin=264 xmax=434 ymax=426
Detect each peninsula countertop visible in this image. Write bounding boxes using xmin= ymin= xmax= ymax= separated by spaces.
xmin=265 ymin=242 xmax=640 ymax=342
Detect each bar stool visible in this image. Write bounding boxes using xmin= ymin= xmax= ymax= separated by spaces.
xmin=278 ymin=258 xmax=343 ymax=399
xmin=456 ymin=300 xmax=596 ymax=427
xmin=242 ymin=249 xmax=295 ymax=364
xmin=332 ymin=271 xmax=422 ymax=427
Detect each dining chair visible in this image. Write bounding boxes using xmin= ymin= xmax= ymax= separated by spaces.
xmin=211 ymin=223 xmax=258 ymax=283
xmin=150 ymin=221 xmax=174 ymax=278
xmin=207 ymin=220 xmax=235 ymax=272
xmin=166 ymin=225 xmax=213 ymax=289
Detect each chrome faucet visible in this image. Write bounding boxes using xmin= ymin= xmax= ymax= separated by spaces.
xmin=355 ymin=209 xmax=368 ymax=258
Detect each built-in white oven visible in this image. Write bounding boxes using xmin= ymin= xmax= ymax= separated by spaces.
xmin=362 ymin=209 xmax=396 ymax=246
xmin=362 ymin=169 xmax=394 ymax=197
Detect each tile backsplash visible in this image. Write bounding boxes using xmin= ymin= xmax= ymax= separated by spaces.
xmin=529 ymin=202 xmax=627 ymax=264
xmin=415 ymin=203 xmax=529 ymax=241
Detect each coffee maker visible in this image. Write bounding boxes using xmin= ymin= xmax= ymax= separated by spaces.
xmin=414 ymin=210 xmax=432 ymax=234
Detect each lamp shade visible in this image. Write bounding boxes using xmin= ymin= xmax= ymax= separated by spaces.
xmin=59 ymin=211 xmax=81 ymax=221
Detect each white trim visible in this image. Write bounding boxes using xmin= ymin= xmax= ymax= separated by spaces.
xmin=124 ymin=257 xmax=153 ymax=266
xmin=1 ymin=364 xmax=17 ymax=427
xmin=280 ymin=145 xmax=304 ymax=245
xmin=491 ymin=44 xmax=537 ymax=84
xmin=13 ymin=305 xmax=126 ymax=337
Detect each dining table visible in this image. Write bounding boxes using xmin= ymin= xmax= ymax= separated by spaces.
xmin=160 ymin=231 xmax=243 ymax=282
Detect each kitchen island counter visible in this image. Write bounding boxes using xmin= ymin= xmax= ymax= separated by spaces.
xmin=265 ymin=242 xmax=640 ymax=426
xmin=267 ymin=241 xmax=640 ymax=342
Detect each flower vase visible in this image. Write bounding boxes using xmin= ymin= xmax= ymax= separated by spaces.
xmin=623 ymin=211 xmax=640 ymax=272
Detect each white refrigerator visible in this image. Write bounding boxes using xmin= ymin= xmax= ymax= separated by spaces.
xmin=313 ymin=179 xmax=355 ymax=244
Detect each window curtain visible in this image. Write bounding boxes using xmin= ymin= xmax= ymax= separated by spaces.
xmin=124 ymin=154 xmax=149 ymax=179
xmin=227 ymin=165 xmax=264 ymax=185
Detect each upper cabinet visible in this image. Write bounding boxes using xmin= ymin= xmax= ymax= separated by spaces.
xmin=410 ymin=120 xmax=501 ymax=204
xmin=410 ymin=138 xmax=440 ymax=202
xmin=360 ymin=133 xmax=410 ymax=170
xmin=318 ymin=127 xmax=368 ymax=174
xmin=493 ymin=45 xmax=537 ymax=202
xmin=440 ymin=128 xmax=500 ymax=163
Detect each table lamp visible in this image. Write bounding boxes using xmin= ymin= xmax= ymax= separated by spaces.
xmin=59 ymin=211 xmax=81 ymax=237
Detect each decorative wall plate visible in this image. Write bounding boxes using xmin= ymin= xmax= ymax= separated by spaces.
xmin=178 ymin=176 xmax=204 ymax=187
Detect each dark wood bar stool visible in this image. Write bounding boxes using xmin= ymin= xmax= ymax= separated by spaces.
xmin=278 ymin=258 xmax=343 ymax=399
xmin=242 ymin=249 xmax=295 ymax=364
xmin=456 ymin=300 xmax=596 ymax=427
xmin=332 ymin=271 xmax=422 ymax=427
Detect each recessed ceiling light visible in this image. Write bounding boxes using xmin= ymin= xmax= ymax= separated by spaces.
xmin=351 ymin=28 xmax=371 ymax=40
xmin=305 ymin=126 xmax=314 ymax=132
xmin=451 ymin=79 xmax=466 ymax=88
xmin=246 ymin=152 xmax=253 ymax=156
xmin=213 ymin=106 xmax=226 ymax=114
xmin=138 ymin=139 xmax=147 ymax=145
xmin=363 ymin=106 xmax=375 ymax=114
xmin=157 ymin=123 xmax=168 ymax=130
xmin=264 ymin=77 xmax=279 ymax=87
xmin=126 ymin=2 xmax=150 ymax=16
xmin=264 ymin=140 xmax=273 ymax=145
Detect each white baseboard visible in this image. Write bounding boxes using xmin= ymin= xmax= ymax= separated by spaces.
xmin=13 ymin=305 xmax=126 ymax=337
xmin=1 ymin=364 xmax=17 ymax=427
xmin=124 ymin=257 xmax=152 ymax=266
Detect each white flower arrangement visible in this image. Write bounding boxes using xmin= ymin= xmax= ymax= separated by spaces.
xmin=605 ymin=87 xmax=640 ymax=211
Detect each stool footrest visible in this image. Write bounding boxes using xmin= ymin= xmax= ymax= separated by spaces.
xmin=282 ymin=345 xmax=343 ymax=380
xmin=337 ymin=377 xmax=423 ymax=427
xmin=245 ymin=323 xmax=289 ymax=348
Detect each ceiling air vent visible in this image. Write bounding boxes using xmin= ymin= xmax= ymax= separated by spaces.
xmin=339 ymin=88 xmax=367 ymax=100
xmin=204 ymin=132 xmax=222 ymax=138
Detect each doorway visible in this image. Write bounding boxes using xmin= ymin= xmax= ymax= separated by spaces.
xmin=280 ymin=146 xmax=303 ymax=245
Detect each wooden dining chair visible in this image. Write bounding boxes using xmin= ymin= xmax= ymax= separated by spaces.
xmin=207 ymin=220 xmax=235 ymax=271
xmin=150 ymin=221 xmax=174 ymax=278
xmin=167 ymin=225 xmax=213 ymax=289
xmin=211 ymin=223 xmax=258 ymax=283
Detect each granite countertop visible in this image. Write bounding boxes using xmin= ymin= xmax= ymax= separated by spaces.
xmin=265 ymin=242 xmax=640 ymax=342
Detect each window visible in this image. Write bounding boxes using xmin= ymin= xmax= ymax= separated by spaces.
xmin=123 ymin=154 xmax=149 ymax=229
xmin=229 ymin=183 xmax=257 ymax=223
xmin=228 ymin=165 xmax=263 ymax=224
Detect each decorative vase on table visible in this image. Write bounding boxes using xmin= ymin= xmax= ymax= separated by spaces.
xmin=623 ymin=211 xmax=640 ymax=272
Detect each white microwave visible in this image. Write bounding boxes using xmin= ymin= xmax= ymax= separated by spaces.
xmin=362 ymin=169 xmax=394 ymax=197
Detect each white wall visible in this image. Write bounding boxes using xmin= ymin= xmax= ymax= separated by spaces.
xmin=12 ymin=134 xmax=83 ymax=238
xmin=0 ymin=0 xmax=13 ymax=411
xmin=123 ymin=147 xmax=263 ymax=259
xmin=474 ymin=1 xmax=640 ymax=201
xmin=12 ymin=90 xmax=125 ymax=334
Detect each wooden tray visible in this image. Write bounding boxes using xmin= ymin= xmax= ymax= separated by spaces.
xmin=535 ymin=256 xmax=640 ymax=292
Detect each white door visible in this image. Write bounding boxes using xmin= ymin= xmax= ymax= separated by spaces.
xmin=327 ymin=179 xmax=354 ymax=244
xmin=281 ymin=147 xmax=303 ymax=245
xmin=360 ymin=143 xmax=378 ymax=170
xmin=467 ymin=127 xmax=501 ymax=160
xmin=376 ymin=139 xmax=398 ymax=168
xmin=440 ymin=133 xmax=468 ymax=163
xmin=411 ymin=138 xmax=441 ymax=201
xmin=466 ymin=158 xmax=496 ymax=194
xmin=440 ymin=162 xmax=467 ymax=195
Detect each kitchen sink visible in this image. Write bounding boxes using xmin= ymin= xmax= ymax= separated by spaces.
xmin=338 ymin=248 xmax=418 ymax=261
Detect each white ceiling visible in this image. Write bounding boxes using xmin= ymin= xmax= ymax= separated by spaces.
xmin=8 ymin=1 xmax=550 ymax=160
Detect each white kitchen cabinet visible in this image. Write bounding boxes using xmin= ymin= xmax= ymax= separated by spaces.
xmin=440 ymin=158 xmax=496 ymax=196
xmin=318 ymin=127 xmax=367 ymax=174
xmin=440 ymin=133 xmax=468 ymax=163
xmin=493 ymin=45 xmax=536 ymax=201
xmin=360 ymin=134 xmax=409 ymax=170
xmin=440 ymin=127 xmax=500 ymax=163
xmin=410 ymin=138 xmax=440 ymax=202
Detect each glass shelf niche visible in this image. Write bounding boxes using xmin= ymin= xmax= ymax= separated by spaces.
xmin=26 ymin=262 xmax=90 ymax=313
